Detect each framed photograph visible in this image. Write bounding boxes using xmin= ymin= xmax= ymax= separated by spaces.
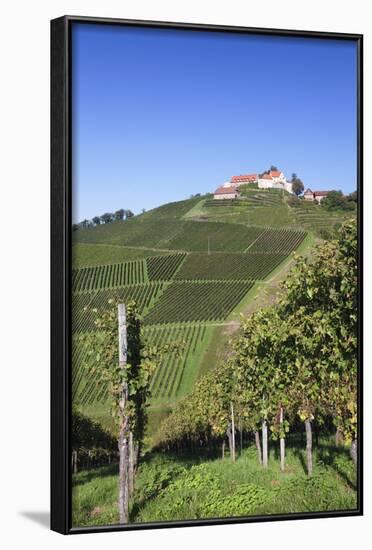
xmin=51 ymin=15 xmax=363 ymax=534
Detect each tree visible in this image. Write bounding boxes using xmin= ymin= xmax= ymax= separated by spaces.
xmin=82 ymin=301 xmax=156 ymax=522
xmin=232 ymin=309 xmax=296 ymax=470
xmin=72 ymin=223 xmax=79 ymax=232
xmin=270 ymin=165 xmax=278 ymax=171
xmin=322 ymin=190 xmax=356 ymax=212
xmin=92 ymin=216 xmax=101 ymax=226
xmin=126 ymin=210 xmax=134 ymax=219
xmin=347 ymin=190 xmax=357 ymax=203
xmin=81 ymin=300 xmax=180 ymax=522
xmin=100 ymin=212 xmax=114 ymax=224
xmin=115 ymin=209 xmax=125 ymax=221
xmin=71 ymin=409 xmax=116 ymax=473
xmin=291 ymin=173 xmax=304 ymax=196
xmin=156 ymin=222 xmax=358 ymax=474
xmin=280 ymin=220 xmax=358 ymax=468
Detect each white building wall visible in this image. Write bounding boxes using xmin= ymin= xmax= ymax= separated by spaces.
xmin=258 ymin=178 xmax=292 ymax=194
xmin=258 ymin=179 xmax=272 ymax=189
xmin=314 ymin=195 xmax=326 ymax=203
xmin=284 ymin=181 xmax=293 ymax=193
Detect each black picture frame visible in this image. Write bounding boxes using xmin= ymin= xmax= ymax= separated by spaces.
xmin=51 ymin=15 xmax=363 ymax=535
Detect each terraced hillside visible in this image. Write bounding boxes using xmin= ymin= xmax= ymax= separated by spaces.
xmin=290 ymin=202 xmax=354 ymax=233
xmin=183 ymin=189 xmax=355 ymax=233
xmin=73 ymin=191 xmax=346 ymax=426
xmin=72 ymin=205 xmax=306 ymax=420
xmin=74 ymin=218 xmax=263 ymax=252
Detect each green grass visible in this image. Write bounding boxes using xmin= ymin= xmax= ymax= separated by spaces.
xmin=74 ymin=219 xmax=264 ymax=252
xmin=72 ymin=438 xmax=357 ymax=527
xmin=144 ymin=281 xmax=255 ymax=324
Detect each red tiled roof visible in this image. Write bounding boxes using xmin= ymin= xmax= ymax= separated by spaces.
xmin=230 ymin=174 xmax=257 ymax=183
xmin=214 ymin=186 xmax=239 ymax=195
xmin=261 ymin=174 xmax=273 ymax=180
xmin=313 ymin=191 xmax=329 ymax=196
xmin=269 ymin=170 xmax=281 ymax=177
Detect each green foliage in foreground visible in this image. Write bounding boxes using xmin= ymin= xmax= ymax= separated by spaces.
xmin=72 ymin=440 xmax=357 ymax=527
xmin=159 ymin=221 xmax=357 ymax=451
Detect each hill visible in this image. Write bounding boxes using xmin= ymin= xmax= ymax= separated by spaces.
xmin=71 ymin=190 xmax=353 ymax=439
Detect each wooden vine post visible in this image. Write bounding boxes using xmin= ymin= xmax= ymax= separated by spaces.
xmin=230 ymin=402 xmax=236 ymax=463
xmin=262 ymin=419 xmax=268 ymax=468
xmin=305 ymin=418 xmax=313 ymax=476
xmin=254 ymin=430 xmax=263 ymax=465
xmin=279 ymin=406 xmax=285 ymax=471
xmin=118 ymin=304 xmax=129 ymax=524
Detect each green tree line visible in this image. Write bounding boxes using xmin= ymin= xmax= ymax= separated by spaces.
xmin=73 ymin=208 xmax=134 ymax=231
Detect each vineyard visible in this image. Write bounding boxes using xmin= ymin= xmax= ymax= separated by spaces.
xmin=72 ymin=259 xmax=147 ymax=293
xmin=72 ymin=324 xmax=212 ymax=406
xmin=72 ymin=243 xmax=173 ymax=268
xmin=74 ymin=218 xmax=265 ymax=252
xmin=71 ymin=193 xmax=315 ymax=417
xmin=137 ymin=195 xmax=207 ymax=221
xmin=291 ymin=205 xmax=353 ymax=233
xmin=204 ymin=190 xmax=284 ymax=209
xmin=174 ymin=252 xmax=287 ymax=281
xmin=69 ymin=195 xmax=360 ymax=529
xmin=72 ymin=336 xmax=109 ymax=406
xmin=144 ymin=281 xmax=255 ymax=324
xmin=247 ymin=228 xmax=306 ymax=253
xmin=146 ymin=254 xmax=186 ymax=280
xmin=72 ymin=282 xmax=165 ymax=332
xmin=144 ymin=325 xmax=211 ymax=401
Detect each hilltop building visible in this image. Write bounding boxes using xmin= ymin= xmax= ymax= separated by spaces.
xmin=213 ymin=186 xmax=241 ymax=200
xmin=230 ymin=174 xmax=258 ymax=185
xmin=304 ymin=188 xmax=330 ymax=203
xmin=213 ymin=168 xmax=292 ymax=199
xmin=257 ymin=170 xmax=292 ymax=193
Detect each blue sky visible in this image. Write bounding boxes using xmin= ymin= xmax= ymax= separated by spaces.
xmin=72 ymin=23 xmax=357 ymax=222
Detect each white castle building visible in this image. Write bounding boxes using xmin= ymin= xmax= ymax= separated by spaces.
xmin=213 ymin=169 xmax=293 ymax=199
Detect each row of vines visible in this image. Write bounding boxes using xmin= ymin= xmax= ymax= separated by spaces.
xmin=144 ymin=324 xmax=208 ymax=400
xmin=174 ymin=252 xmax=287 ymax=281
xmin=72 ymin=283 xmax=166 ymax=332
xmin=144 ymin=281 xmax=254 ymax=324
